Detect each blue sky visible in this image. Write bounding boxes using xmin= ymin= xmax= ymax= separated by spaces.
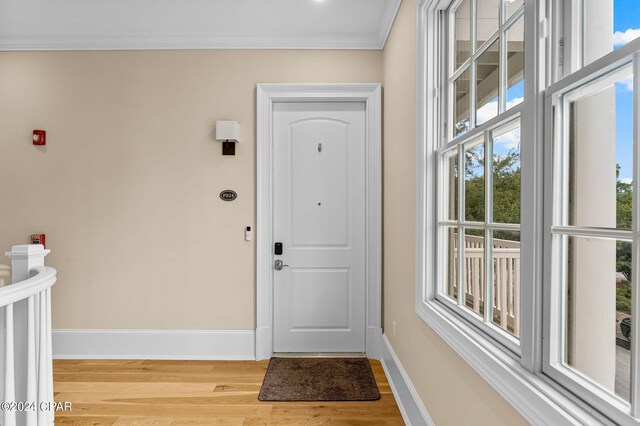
xmin=478 ymin=2 xmax=639 ymax=181
xmin=614 ymin=0 xmax=640 ymax=39
xmin=614 ymin=0 xmax=639 ymax=182
xmin=616 ymin=80 xmax=633 ymax=182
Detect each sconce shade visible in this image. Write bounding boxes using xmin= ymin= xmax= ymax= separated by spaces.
xmin=216 ymin=121 xmax=240 ymax=142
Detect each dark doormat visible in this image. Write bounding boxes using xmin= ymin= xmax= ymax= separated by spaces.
xmin=258 ymin=357 xmax=381 ymax=401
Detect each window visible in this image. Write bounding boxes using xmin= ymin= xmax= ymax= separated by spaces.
xmin=436 ymin=0 xmax=524 ymax=350
xmin=544 ymin=1 xmax=640 ymax=419
xmin=417 ymin=0 xmax=640 ymax=424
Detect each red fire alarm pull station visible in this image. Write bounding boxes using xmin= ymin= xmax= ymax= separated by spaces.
xmin=33 ymin=130 xmax=46 ymax=146
xmin=31 ymin=234 xmax=46 ymax=248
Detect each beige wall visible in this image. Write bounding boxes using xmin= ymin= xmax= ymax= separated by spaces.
xmin=381 ymin=1 xmax=527 ymax=424
xmin=0 ymin=50 xmax=382 ymax=329
xmin=0 ymin=8 xmax=529 ymax=422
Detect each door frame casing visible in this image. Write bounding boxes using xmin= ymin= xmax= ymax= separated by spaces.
xmin=256 ymin=83 xmax=382 ymax=360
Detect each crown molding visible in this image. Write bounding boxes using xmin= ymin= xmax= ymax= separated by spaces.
xmin=377 ymin=0 xmax=403 ymax=48
xmin=0 ymin=0 xmax=402 ymax=51
xmin=0 ymin=34 xmax=385 ymax=52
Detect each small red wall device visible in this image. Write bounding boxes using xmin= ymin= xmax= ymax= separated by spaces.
xmin=31 ymin=234 xmax=46 ymax=248
xmin=33 ymin=130 xmax=46 ymax=146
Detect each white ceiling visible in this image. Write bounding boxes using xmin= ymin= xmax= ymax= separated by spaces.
xmin=0 ymin=0 xmax=402 ymax=51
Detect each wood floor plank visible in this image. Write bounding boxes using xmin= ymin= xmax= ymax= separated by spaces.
xmin=53 ymin=360 xmax=404 ymax=425
xmin=54 ymin=382 xmax=217 ymax=394
xmin=113 ymin=417 xmax=174 ymax=425
xmin=55 ymin=416 xmax=119 ymax=425
xmin=170 ymin=418 xmax=245 ymax=425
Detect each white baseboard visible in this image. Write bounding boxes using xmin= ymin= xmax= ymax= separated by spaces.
xmin=380 ymin=333 xmax=434 ymax=426
xmin=53 ymin=329 xmax=255 ymax=360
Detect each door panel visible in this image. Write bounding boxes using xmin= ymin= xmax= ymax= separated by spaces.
xmin=290 ymin=268 xmax=350 ymax=329
xmin=273 ymin=102 xmax=366 ymax=353
xmin=291 ymin=119 xmax=349 ymax=247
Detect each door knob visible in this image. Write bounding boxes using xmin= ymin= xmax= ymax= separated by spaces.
xmin=274 ymin=259 xmax=290 ymax=271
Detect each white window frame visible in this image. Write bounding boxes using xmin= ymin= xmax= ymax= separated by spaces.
xmin=416 ymin=0 xmax=636 ymax=423
xmin=543 ymin=40 xmax=640 ymax=424
xmin=436 ymin=118 xmax=523 ymax=355
xmin=435 ymin=1 xmax=527 ymax=354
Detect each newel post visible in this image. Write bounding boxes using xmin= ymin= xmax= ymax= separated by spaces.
xmin=4 ymin=244 xmax=50 ymax=424
xmin=5 ymin=244 xmax=50 ymax=284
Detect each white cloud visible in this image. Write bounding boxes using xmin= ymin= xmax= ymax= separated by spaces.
xmin=621 ymin=177 xmax=633 ymax=185
xmin=494 ymin=127 xmax=521 ymax=150
xmin=613 ymin=28 xmax=640 ymax=48
xmin=476 ymin=96 xmax=524 ymax=126
xmin=618 ymin=75 xmax=634 ymax=92
xmin=473 ymin=97 xmax=523 ymax=153
xmin=508 ymin=97 xmax=524 ymax=107
xmin=476 ymin=100 xmax=498 ymax=125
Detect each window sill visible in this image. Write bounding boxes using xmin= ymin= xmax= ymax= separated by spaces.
xmin=416 ymin=299 xmax=613 ymax=425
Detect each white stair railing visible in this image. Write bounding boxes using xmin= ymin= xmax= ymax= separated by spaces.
xmin=1 ymin=245 xmax=57 ymax=426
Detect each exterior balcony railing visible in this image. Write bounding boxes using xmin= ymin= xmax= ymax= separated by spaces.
xmin=449 ymin=235 xmax=520 ymax=335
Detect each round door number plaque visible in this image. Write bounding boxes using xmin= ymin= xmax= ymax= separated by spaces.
xmin=220 ymin=190 xmax=237 ymax=201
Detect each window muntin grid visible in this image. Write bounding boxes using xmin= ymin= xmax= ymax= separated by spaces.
xmin=438 ymin=116 xmax=522 ymax=339
xmin=448 ymin=0 xmax=525 ymax=142
xmin=437 ymin=0 xmax=525 ymax=343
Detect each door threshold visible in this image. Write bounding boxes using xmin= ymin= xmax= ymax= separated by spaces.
xmin=272 ymin=352 xmax=367 ymax=358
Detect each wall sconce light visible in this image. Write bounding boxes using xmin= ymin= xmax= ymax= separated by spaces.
xmin=216 ymin=121 xmax=240 ymax=155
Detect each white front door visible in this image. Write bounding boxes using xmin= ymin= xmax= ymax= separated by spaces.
xmin=273 ymin=102 xmax=366 ymax=353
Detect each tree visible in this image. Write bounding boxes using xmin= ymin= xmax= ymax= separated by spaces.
xmin=492 ymin=150 xmax=521 ymax=227
xmin=465 ymin=158 xmax=634 ymax=311
xmin=615 ymin=165 xmax=632 ymax=313
xmin=464 ymin=147 xmax=520 ymax=241
xmin=616 ymin=165 xmax=632 ymax=281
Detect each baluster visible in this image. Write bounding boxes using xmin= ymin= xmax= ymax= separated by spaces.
xmin=507 ymin=257 xmax=515 ymax=318
xmin=46 ymin=288 xmax=54 ymax=425
xmin=37 ymin=291 xmax=49 ymax=425
xmin=495 ymin=257 xmax=501 ymax=327
xmin=26 ymin=296 xmax=37 ymax=425
xmin=465 ymin=256 xmax=469 ymax=305
xmin=480 ymin=259 xmax=484 ymax=304
xmin=514 ymin=258 xmax=521 ymax=335
xmin=467 ymin=257 xmax=472 ymax=307
xmin=473 ymin=258 xmax=480 ymax=313
xmin=4 ymin=304 xmax=16 ymax=426
xmin=501 ymin=257 xmax=507 ymax=330
xmin=0 ymin=306 xmax=4 ymax=404
xmin=494 ymin=257 xmax=500 ymax=320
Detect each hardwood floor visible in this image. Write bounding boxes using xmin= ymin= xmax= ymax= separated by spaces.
xmin=53 ymin=359 xmax=405 ymax=425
